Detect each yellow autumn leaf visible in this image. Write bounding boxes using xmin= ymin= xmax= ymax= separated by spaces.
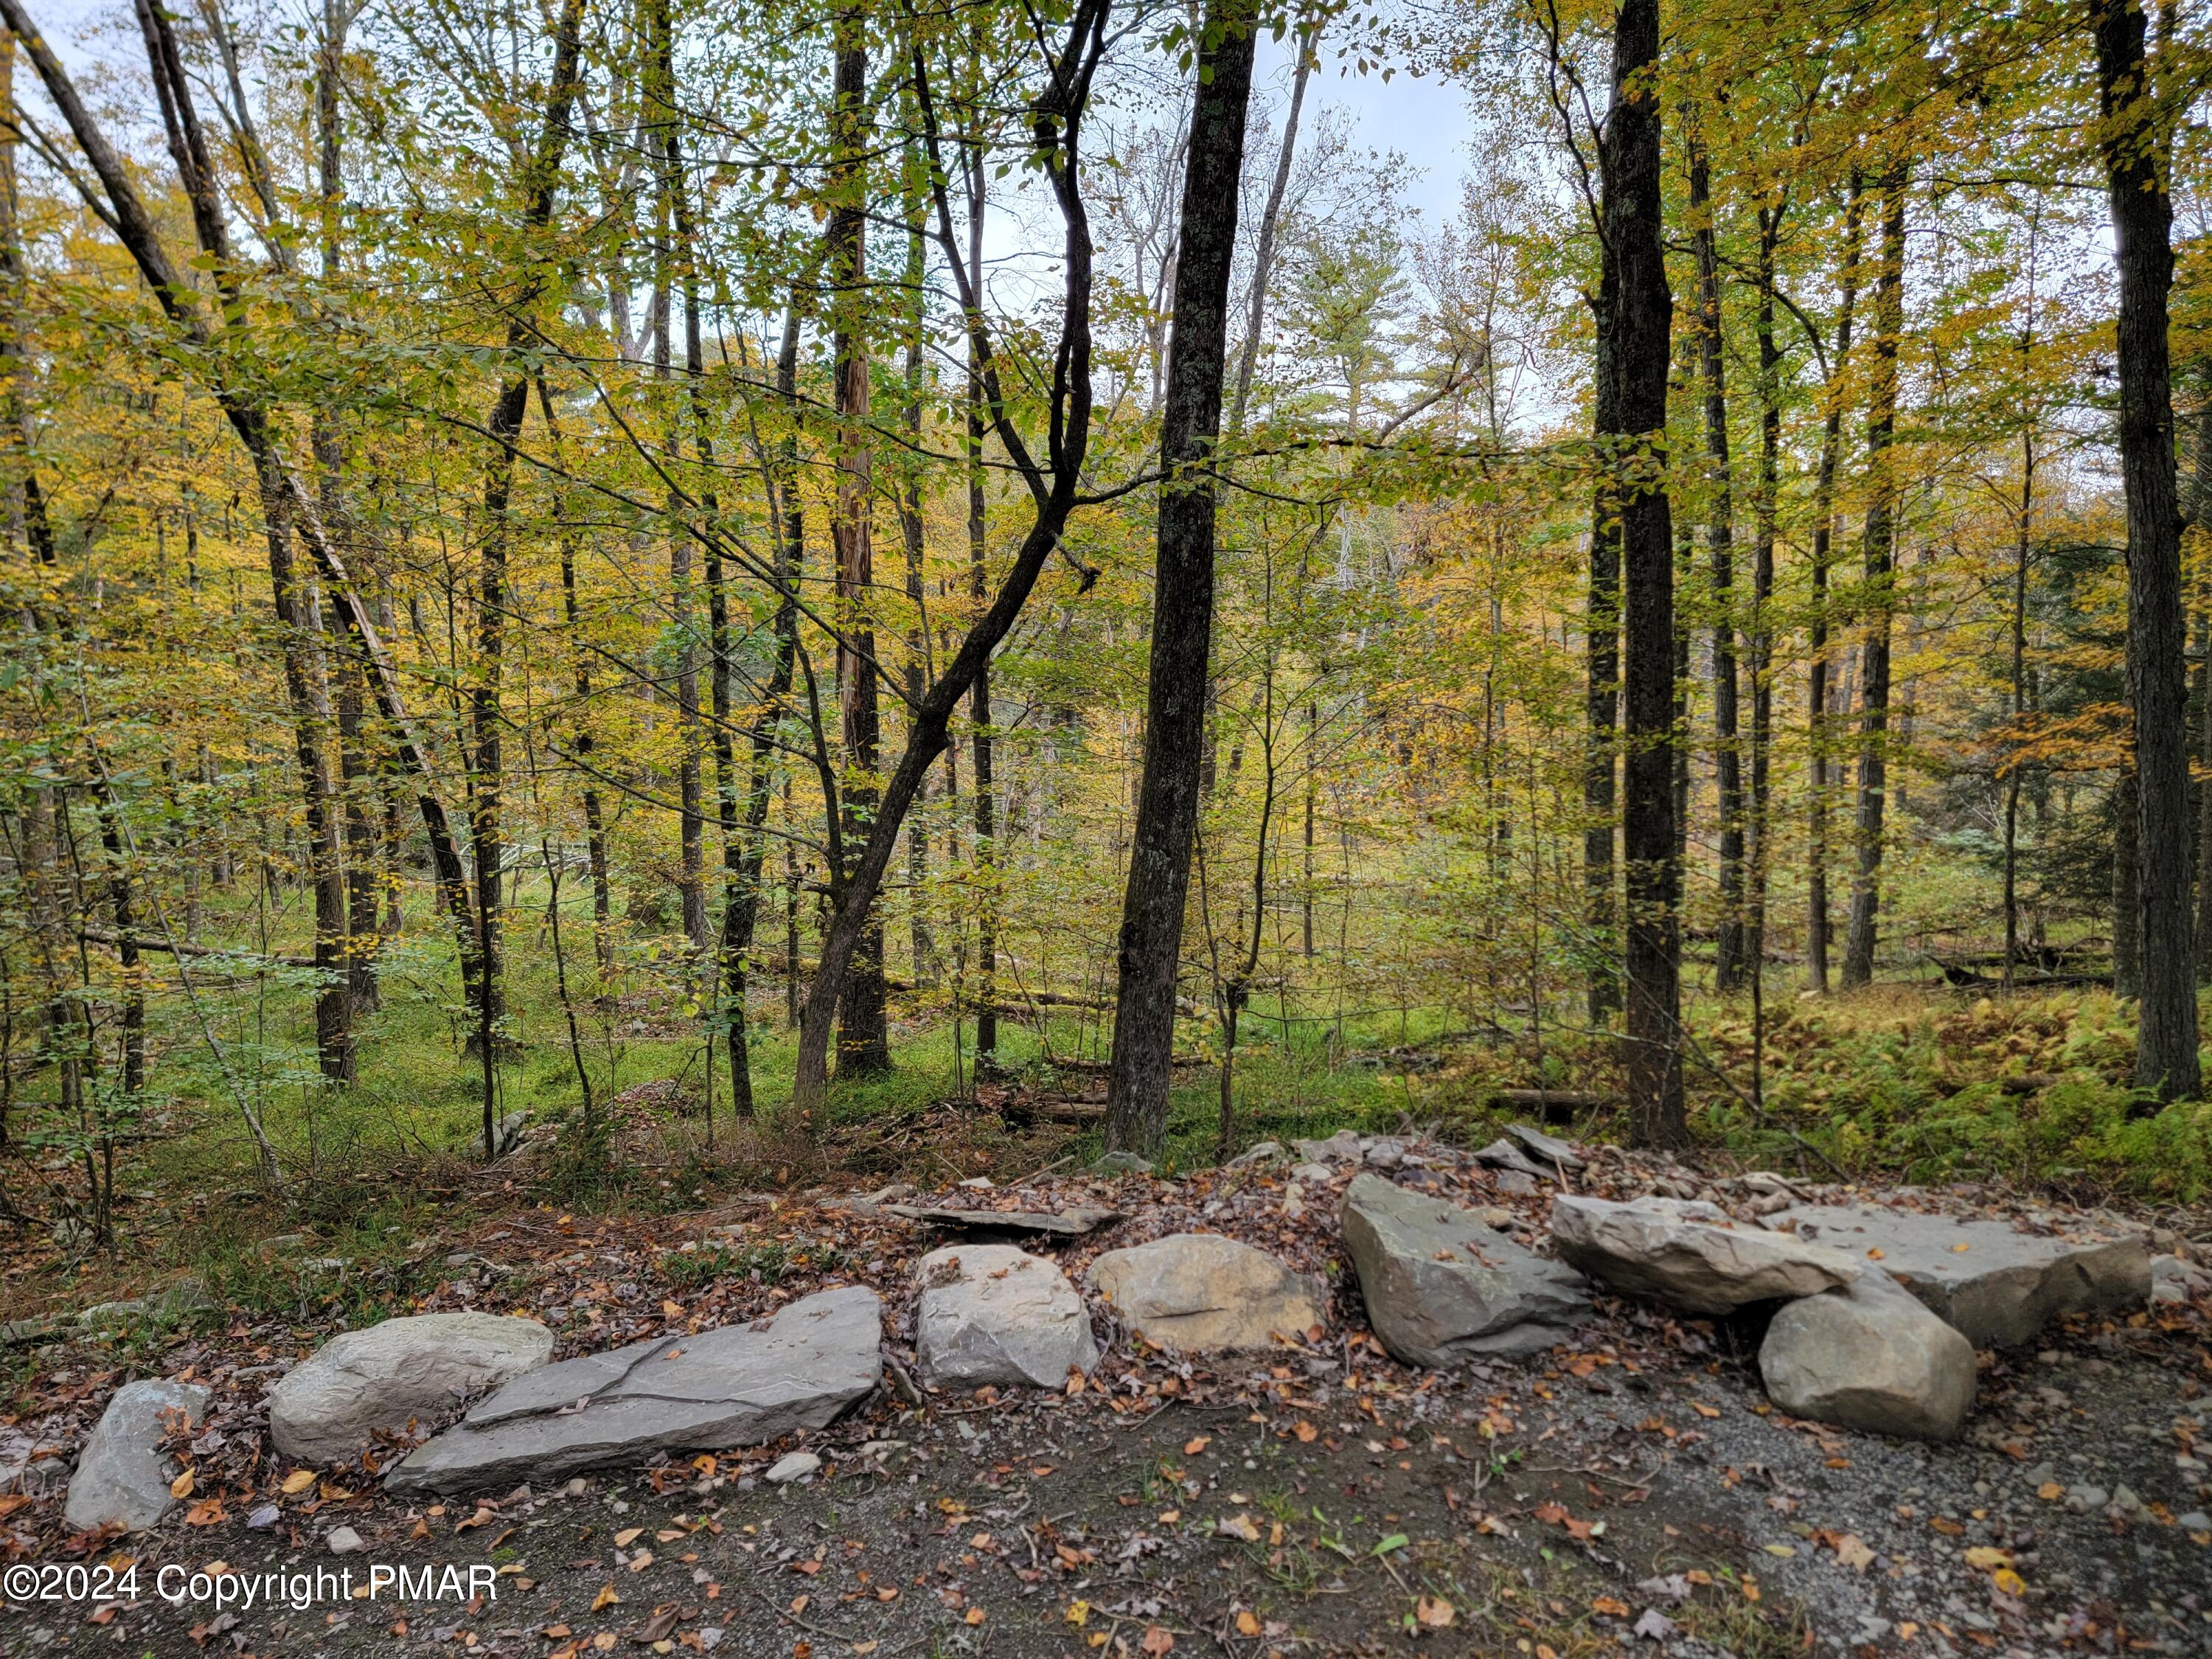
xmin=590 ymin=1585 xmax=619 ymax=1613
xmin=1234 ymin=1610 xmax=1260 ymax=1636
xmin=280 ymin=1469 xmax=319 ymax=1495
xmin=170 ymin=1470 xmax=194 ymax=1500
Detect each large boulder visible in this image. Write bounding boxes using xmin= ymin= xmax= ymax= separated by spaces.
xmin=387 ymin=1285 xmax=880 ymax=1494
xmin=1551 ymin=1194 xmax=1860 ymax=1315
xmin=65 ymin=1380 xmax=209 ymax=1534
xmin=1340 ymin=1175 xmax=1588 ymax=1363
xmin=1089 ymin=1234 xmax=1324 ymax=1352
xmin=1776 ymin=1203 xmax=2149 ymax=1347
xmin=1759 ymin=1272 xmax=1977 ymax=1440
xmin=270 ymin=1312 xmax=555 ymax=1464
xmin=916 ymin=1245 xmax=1099 ymax=1389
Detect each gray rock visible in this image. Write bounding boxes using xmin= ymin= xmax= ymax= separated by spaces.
xmin=2176 ymin=1510 xmax=2211 ymax=1531
xmin=1473 ymin=1139 xmax=1551 ymax=1179
xmin=1758 ymin=1272 xmax=1976 ymax=1440
xmin=2152 ymin=1253 xmax=2211 ymax=1304
xmin=885 ymin=1204 xmax=1119 ymax=1239
xmin=915 ymin=1244 xmax=1098 ymax=1389
xmin=63 ymin=1380 xmax=210 ymax=1533
xmin=386 ymin=1285 xmax=881 ymax=1494
xmin=2065 ymin=1484 xmax=2110 ymax=1513
xmin=1290 ymin=1161 xmax=1336 ymax=1185
xmin=326 ymin=1525 xmax=365 ymax=1554
xmin=1495 ymin=1169 xmax=1537 ymax=1196
xmin=1506 ymin=1124 xmax=1586 ymax=1172
xmin=78 ymin=1279 xmax=211 ymax=1332
xmin=271 ymin=1312 xmax=555 ymax=1464
xmin=1552 ymin=1194 xmax=1860 ymax=1315
xmin=1291 ymin=1130 xmax=1365 ymax=1165
xmin=1361 ymin=1138 xmax=1407 ymax=1170
xmin=1340 ymin=1174 xmax=1589 ymax=1364
xmin=1089 ymin=1234 xmax=1325 ymax=1352
xmin=1090 ymin=1152 xmax=1155 ymax=1177
xmin=1228 ymin=1141 xmax=1284 ymax=1167
xmin=1778 ymin=1203 xmax=2150 ymax=1346
xmin=765 ymin=1451 xmax=820 ymax=1485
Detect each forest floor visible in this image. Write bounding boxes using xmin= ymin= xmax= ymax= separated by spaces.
xmin=0 ymin=1103 xmax=2208 ymax=1659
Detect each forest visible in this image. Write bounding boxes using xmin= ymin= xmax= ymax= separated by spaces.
xmin=3 ymin=0 xmax=2212 ymax=1256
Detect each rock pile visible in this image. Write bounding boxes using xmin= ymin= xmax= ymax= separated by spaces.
xmin=1548 ymin=1190 xmax=2157 ymax=1441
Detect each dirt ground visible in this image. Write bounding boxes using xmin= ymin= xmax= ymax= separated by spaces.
xmin=4 ymin=1144 xmax=2209 ymax=1659
xmin=9 ymin=1306 xmax=2208 ymax=1659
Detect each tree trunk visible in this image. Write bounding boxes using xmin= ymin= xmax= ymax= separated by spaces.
xmin=1806 ymin=176 xmax=1863 ymax=996
xmin=1842 ymin=166 xmax=1905 ymax=991
xmin=1606 ymin=0 xmax=1683 ymax=1146
xmin=1100 ymin=0 xmax=1259 ymax=1157
xmin=2004 ymin=425 xmax=2034 ymax=990
xmin=2194 ymin=390 xmax=2212 ymax=978
xmin=787 ymin=0 xmax=1111 ymax=1110
xmin=2096 ymin=0 xmax=2200 ymax=1099
xmin=900 ymin=141 xmax=937 ymax=990
xmin=1688 ymin=120 xmax=1744 ymax=993
xmin=966 ymin=137 xmax=998 ymax=1062
xmin=830 ymin=5 xmax=890 ymax=1076
xmin=1748 ymin=191 xmax=1784 ymax=987
xmin=2115 ymin=766 xmax=2141 ymax=996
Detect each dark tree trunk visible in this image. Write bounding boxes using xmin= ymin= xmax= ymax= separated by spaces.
xmin=2115 ymin=766 xmax=2142 ymax=996
xmin=1747 ymin=192 xmax=1784 ymax=986
xmin=465 ymin=0 xmax=587 ymax=1106
xmin=1806 ymin=177 xmax=1863 ymax=995
xmin=900 ymin=143 xmax=937 ymax=991
xmin=2194 ymin=390 xmax=2212 ymax=979
xmin=2096 ymin=0 xmax=2200 ymax=1099
xmin=1585 ymin=334 xmax=1622 ymax=1025
xmin=1842 ymin=167 xmax=1905 ymax=991
xmin=787 ymin=0 xmax=1111 ymax=1109
xmin=1688 ymin=122 xmax=1744 ymax=993
xmin=1102 ymin=0 xmax=1259 ymax=1156
xmin=830 ymin=7 xmax=890 ymax=1076
xmin=1604 ymin=0 xmax=1683 ymax=1145
xmin=966 ymin=139 xmax=997 ymax=1062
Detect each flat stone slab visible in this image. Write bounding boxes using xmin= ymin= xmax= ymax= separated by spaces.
xmin=386 ymin=1286 xmax=880 ymax=1494
xmin=884 ymin=1204 xmax=1121 ymax=1239
xmin=1506 ymin=1124 xmax=1586 ymax=1172
xmin=916 ymin=1244 xmax=1099 ymax=1388
xmin=1089 ymin=1234 xmax=1324 ymax=1352
xmin=1473 ymin=1139 xmax=1552 ymax=1180
xmin=65 ymin=1380 xmax=209 ymax=1534
xmin=1553 ymin=1194 xmax=1861 ymax=1315
xmin=1340 ymin=1174 xmax=1588 ymax=1364
xmin=1775 ymin=1204 xmax=2149 ymax=1348
xmin=1760 ymin=1273 xmax=1977 ymax=1441
xmin=271 ymin=1312 xmax=554 ymax=1465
